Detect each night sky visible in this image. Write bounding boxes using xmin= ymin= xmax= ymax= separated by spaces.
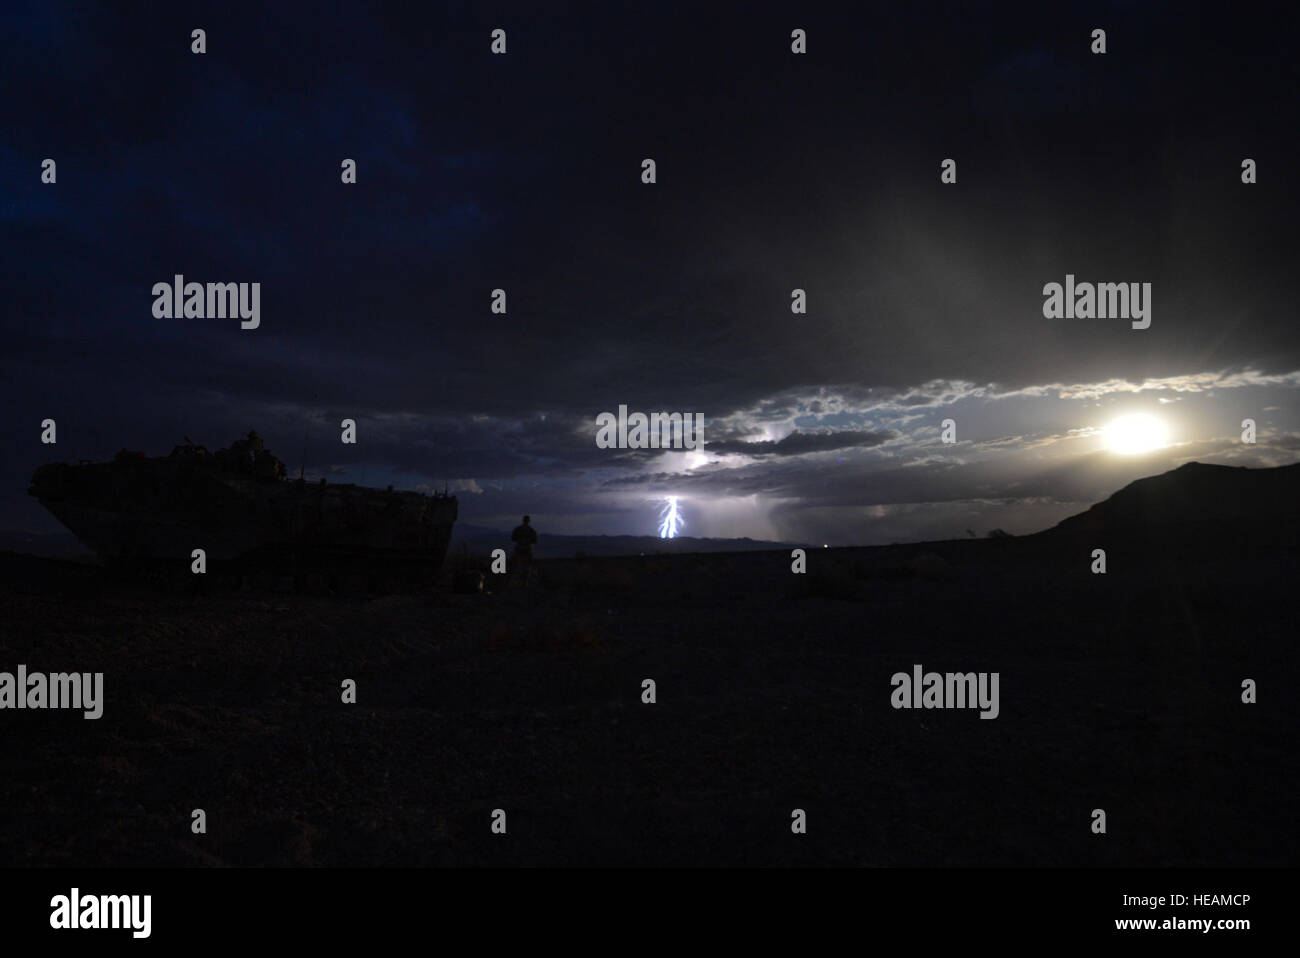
xmin=3 ymin=1 xmax=1297 ymax=545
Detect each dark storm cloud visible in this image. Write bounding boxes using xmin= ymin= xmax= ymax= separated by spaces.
xmin=706 ymin=429 xmax=895 ymax=456
xmin=2 ymin=0 xmax=1298 ymax=539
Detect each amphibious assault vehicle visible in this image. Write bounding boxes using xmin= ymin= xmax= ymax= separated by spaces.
xmin=28 ymin=431 xmax=458 ymax=592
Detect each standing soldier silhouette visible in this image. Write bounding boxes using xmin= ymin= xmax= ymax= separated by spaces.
xmin=510 ymin=515 xmax=538 ymax=586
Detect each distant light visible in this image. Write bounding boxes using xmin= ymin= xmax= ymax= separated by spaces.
xmin=824 ymin=544 xmax=828 ymax=548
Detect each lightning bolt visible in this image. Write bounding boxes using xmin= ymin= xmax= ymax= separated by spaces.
xmin=658 ymin=496 xmax=682 ymax=539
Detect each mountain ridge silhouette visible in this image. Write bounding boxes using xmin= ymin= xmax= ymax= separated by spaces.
xmin=1043 ymin=460 xmax=1300 ymax=542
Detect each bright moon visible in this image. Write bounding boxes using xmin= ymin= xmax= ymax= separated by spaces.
xmin=1104 ymin=413 xmax=1170 ymax=454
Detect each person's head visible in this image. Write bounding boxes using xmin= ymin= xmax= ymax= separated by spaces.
xmin=522 ymin=515 xmax=531 ymax=525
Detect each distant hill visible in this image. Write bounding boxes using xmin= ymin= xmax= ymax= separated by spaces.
xmin=1042 ymin=461 xmax=1300 ymax=544
xmin=450 ymin=523 xmax=797 ymax=558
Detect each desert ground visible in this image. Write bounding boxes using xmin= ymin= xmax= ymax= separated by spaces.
xmin=0 ymin=533 xmax=1295 ymax=867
